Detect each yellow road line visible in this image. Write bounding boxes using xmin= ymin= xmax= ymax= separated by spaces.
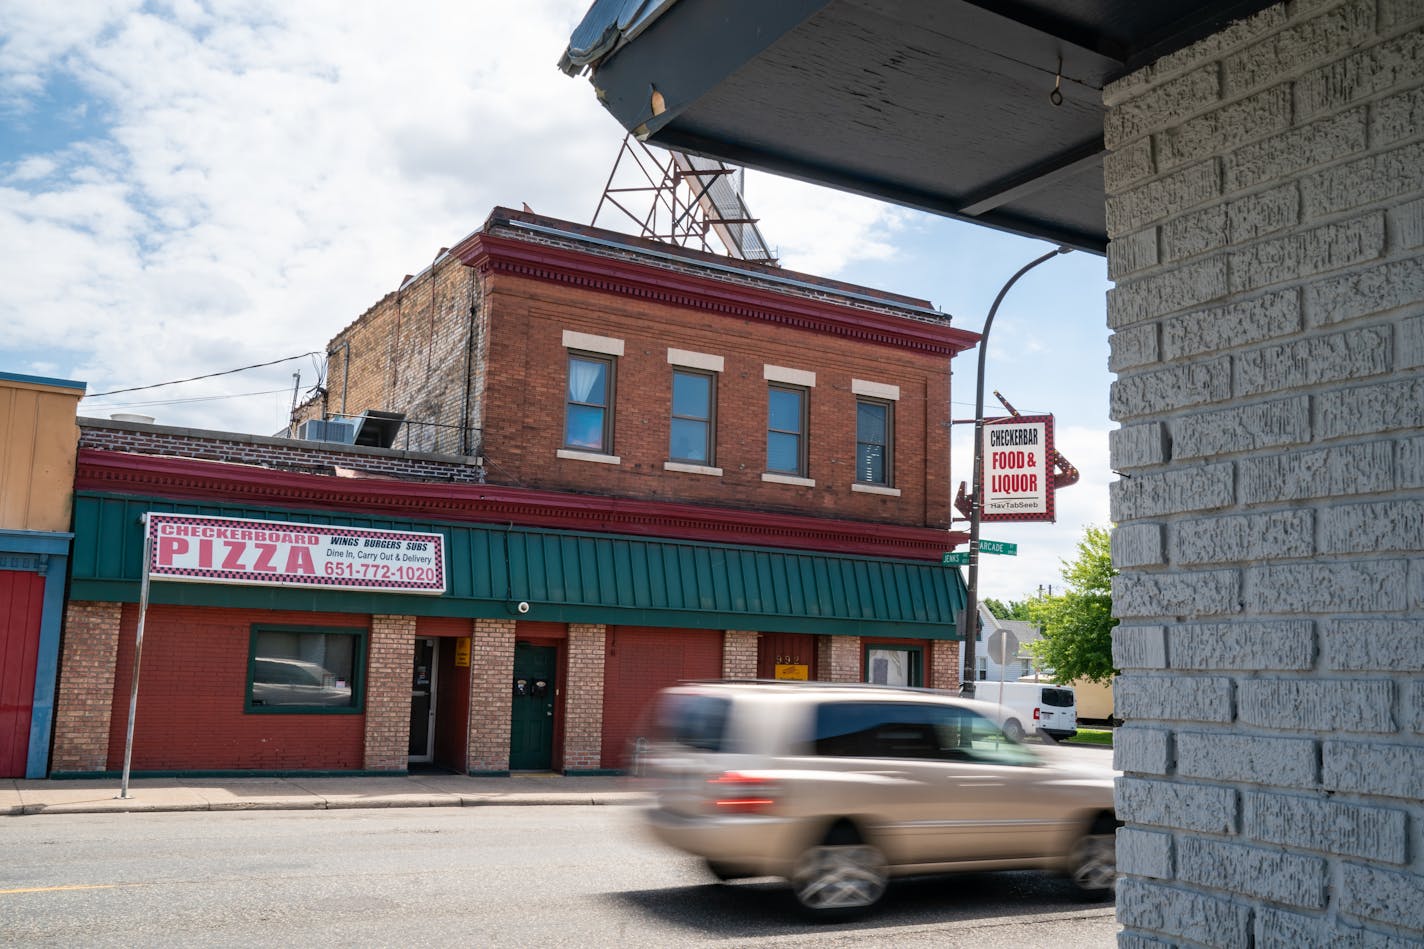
xmin=0 ymin=884 xmax=119 ymax=895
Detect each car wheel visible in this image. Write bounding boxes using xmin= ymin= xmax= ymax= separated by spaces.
xmin=1002 ymin=718 xmax=1025 ymax=741
xmin=1068 ymin=829 xmax=1116 ymax=898
xmin=790 ymin=830 xmax=888 ymax=918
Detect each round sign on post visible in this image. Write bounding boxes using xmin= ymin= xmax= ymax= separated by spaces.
xmin=986 ymin=629 xmax=1020 ymax=666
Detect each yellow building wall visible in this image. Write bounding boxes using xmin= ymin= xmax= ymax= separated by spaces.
xmin=0 ymin=373 xmax=85 ymax=532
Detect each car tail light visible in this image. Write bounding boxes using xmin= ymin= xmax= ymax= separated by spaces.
xmin=1033 ymin=707 xmax=1041 ymax=720
xmin=706 ymin=772 xmax=777 ymax=814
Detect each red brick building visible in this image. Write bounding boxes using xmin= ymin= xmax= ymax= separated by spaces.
xmin=52 ymin=208 xmax=978 ymax=777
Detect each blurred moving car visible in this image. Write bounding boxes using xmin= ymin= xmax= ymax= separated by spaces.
xmin=639 ymin=681 xmax=1116 ymax=918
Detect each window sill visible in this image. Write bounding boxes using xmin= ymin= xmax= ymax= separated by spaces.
xmin=762 ymin=472 xmax=815 ymax=487
xmin=664 ymin=461 xmax=723 ymax=476
xmin=851 ymin=483 xmax=901 ymax=497
xmin=557 ymin=448 xmax=621 ymax=465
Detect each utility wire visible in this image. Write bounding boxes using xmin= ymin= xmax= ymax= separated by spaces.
xmin=82 ymin=352 xmax=321 ymax=398
xmin=90 ymin=387 xmax=293 ymax=409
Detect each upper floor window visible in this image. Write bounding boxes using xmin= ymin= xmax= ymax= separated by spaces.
xmin=856 ymin=398 xmax=892 ymax=486
xmin=565 ymin=352 xmax=614 ymax=452
xmin=767 ymin=384 xmax=808 ymax=476
xmin=670 ymin=369 xmax=715 ymax=464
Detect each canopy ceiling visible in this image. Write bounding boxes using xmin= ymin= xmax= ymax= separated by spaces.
xmin=562 ymin=0 xmax=1279 ymax=254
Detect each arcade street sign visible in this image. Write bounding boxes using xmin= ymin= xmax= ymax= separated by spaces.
xmin=941 ymin=540 xmax=1017 ymax=566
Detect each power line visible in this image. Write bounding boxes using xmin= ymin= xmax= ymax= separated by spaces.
xmin=82 ymin=352 xmax=320 ymax=398
xmin=87 ymin=387 xmax=293 ymax=409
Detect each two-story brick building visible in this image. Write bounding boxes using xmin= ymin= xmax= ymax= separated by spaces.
xmin=52 ymin=207 xmax=979 ymax=777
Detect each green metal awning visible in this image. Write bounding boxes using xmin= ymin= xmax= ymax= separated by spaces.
xmin=69 ymin=492 xmax=965 ymax=639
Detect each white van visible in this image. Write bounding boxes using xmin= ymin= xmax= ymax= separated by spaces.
xmin=976 ymin=680 xmax=1077 ymax=742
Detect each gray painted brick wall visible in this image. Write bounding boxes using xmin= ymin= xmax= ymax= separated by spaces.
xmin=1244 ymin=790 xmax=1409 ymax=863
xmin=1176 ymin=836 xmax=1328 ymax=908
xmin=1105 ymin=2 xmax=1421 ymax=942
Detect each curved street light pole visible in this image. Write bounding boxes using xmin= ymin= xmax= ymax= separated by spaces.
xmin=961 ymin=245 xmax=1071 ymax=697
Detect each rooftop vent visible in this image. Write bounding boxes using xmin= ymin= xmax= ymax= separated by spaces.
xmin=352 ymin=410 xmax=405 ymax=449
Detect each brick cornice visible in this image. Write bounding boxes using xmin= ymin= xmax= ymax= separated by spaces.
xmin=76 ymin=449 xmax=966 ymax=561
xmin=453 ymin=233 xmax=980 ymax=358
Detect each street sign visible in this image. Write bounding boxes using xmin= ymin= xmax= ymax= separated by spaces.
xmin=941 ymin=552 xmax=970 ymax=566
xmin=987 ymin=629 xmax=1020 ymax=665
xmin=978 ymin=540 xmax=1018 ymax=556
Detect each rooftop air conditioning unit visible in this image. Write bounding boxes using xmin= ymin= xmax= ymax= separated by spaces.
xmin=296 ymin=418 xmax=357 ymax=444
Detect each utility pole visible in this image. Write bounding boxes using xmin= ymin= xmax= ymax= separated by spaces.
xmin=961 ymin=245 xmax=1071 ymax=697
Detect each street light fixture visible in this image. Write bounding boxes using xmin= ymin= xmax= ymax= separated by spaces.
xmin=960 ymin=245 xmax=1072 ymax=697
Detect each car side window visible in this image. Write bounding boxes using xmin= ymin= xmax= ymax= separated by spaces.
xmin=653 ymin=694 xmax=731 ymax=751
xmin=813 ymin=702 xmax=1037 ymax=765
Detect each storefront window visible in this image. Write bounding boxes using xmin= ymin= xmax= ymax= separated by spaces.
xmin=864 ymin=644 xmax=923 ymax=687
xmin=247 ymin=626 xmax=364 ymax=713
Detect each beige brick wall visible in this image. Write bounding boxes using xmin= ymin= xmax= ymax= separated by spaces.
xmin=50 ymin=601 xmax=123 ymax=773
xmin=817 ymin=635 xmax=861 ymax=682
xmin=929 ymin=640 xmax=961 ymax=692
xmin=722 ymin=630 xmax=759 ymax=679
xmin=300 ymin=258 xmax=483 ymax=457
xmin=467 ymin=618 xmax=515 ymax=772
xmin=563 ymin=624 xmax=606 ymax=771
xmin=363 ymin=615 xmax=415 ymax=771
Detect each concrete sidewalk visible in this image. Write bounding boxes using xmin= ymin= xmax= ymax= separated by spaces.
xmin=0 ymin=773 xmax=648 ymax=816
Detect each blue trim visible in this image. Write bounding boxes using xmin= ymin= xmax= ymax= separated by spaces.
xmin=467 ymin=770 xmax=512 ymax=777
xmin=0 ymin=529 xmax=74 ymax=556
xmin=0 ymin=530 xmax=72 ymax=779
xmin=0 ymin=370 xmax=86 ymax=392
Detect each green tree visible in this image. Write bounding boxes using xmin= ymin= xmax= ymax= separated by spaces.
xmin=1025 ymin=526 xmax=1118 ymax=684
xmin=983 ymin=597 xmax=1032 ymax=620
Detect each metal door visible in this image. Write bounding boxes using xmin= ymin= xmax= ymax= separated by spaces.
xmin=509 ymin=643 xmax=556 ymax=771
xmin=0 ymin=571 xmax=45 ymax=777
xmin=408 ymin=638 xmax=437 ymax=763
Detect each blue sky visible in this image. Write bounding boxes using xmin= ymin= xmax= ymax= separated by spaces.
xmin=0 ymin=0 xmax=1112 ymax=601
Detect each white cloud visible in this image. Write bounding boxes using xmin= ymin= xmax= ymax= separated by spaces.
xmin=1 ymin=0 xmax=933 ymax=435
xmin=745 ymin=172 xmax=910 ymax=275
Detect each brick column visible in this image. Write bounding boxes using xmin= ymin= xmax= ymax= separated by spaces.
xmin=1104 ymin=3 xmax=1424 ymax=942
xmin=816 ymin=635 xmax=861 ymax=682
xmin=722 ymin=630 xmax=759 ymax=679
xmin=563 ymin=624 xmax=605 ymax=772
xmin=363 ymin=615 xmax=415 ymax=772
xmin=467 ymin=618 xmax=515 ymax=773
xmin=929 ymin=640 xmax=960 ymax=692
xmin=50 ymin=601 xmax=123 ymax=774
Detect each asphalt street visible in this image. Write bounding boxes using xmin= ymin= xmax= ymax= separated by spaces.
xmin=1 ymin=804 xmax=1117 ymax=947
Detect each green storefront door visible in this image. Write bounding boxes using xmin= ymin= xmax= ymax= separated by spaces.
xmin=510 ymin=643 xmax=556 ymax=771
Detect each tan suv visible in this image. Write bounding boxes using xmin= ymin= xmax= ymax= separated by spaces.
xmin=638 ymin=681 xmax=1117 ymax=917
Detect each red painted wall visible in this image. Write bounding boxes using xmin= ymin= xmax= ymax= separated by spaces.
xmin=757 ymin=632 xmax=819 ymax=680
xmin=105 ymin=605 xmax=369 ymax=772
xmin=0 ymin=570 xmax=44 ymax=777
xmin=601 ymin=626 xmax=721 ymax=769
